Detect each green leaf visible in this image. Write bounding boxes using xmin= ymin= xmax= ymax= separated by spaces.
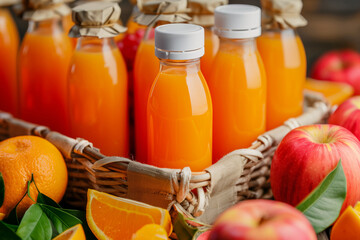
xmin=296 ymin=159 xmax=347 ymax=233
xmin=0 ymin=172 xmax=5 ymax=208
xmin=62 ymin=209 xmax=97 ymax=240
xmin=16 ymin=204 xmax=52 ymax=240
xmin=37 ymin=193 xmax=61 ymax=208
xmin=1 ymin=222 xmax=18 ymax=232
xmin=39 ymin=204 xmax=82 ymax=235
xmin=27 ymin=180 xmax=35 ymax=203
xmin=61 ymin=209 xmax=85 ymax=219
xmin=5 ymin=191 xmax=28 ymax=225
xmin=0 ymin=221 xmax=21 ymax=240
xmin=174 ymin=212 xmax=208 ymax=240
xmin=6 ymin=206 xmax=19 ymax=225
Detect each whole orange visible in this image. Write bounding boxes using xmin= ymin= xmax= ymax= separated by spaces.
xmin=0 ymin=136 xmax=68 ymax=217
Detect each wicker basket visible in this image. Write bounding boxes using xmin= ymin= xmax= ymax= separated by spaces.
xmin=0 ymin=92 xmax=331 ymax=224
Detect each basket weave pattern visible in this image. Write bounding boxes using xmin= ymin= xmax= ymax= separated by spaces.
xmin=0 ymin=93 xmax=331 ymax=223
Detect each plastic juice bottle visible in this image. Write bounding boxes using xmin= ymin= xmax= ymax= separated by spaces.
xmin=68 ymin=2 xmax=129 ymax=157
xmin=133 ymin=33 xmax=158 ymax=162
xmin=0 ymin=7 xmax=18 ymax=115
xmin=257 ymin=29 xmax=306 ymax=130
xmin=126 ymin=6 xmax=146 ymax=34
xmin=187 ymin=0 xmax=228 ymax=80
xmin=201 ymin=28 xmax=219 ymax=80
xmin=63 ymin=12 xmax=77 ymax=48
xmin=147 ymin=24 xmax=212 ymax=171
xmin=19 ymin=11 xmax=72 ymax=134
xmin=209 ymin=5 xmax=267 ymax=162
xmin=133 ymin=0 xmax=190 ymax=163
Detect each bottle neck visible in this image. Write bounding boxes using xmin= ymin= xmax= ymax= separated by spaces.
xmin=76 ymin=37 xmax=117 ymax=52
xmin=159 ymin=58 xmax=201 ymax=73
xmin=219 ymin=37 xmax=257 ymax=53
xmin=27 ymin=18 xmax=64 ymax=35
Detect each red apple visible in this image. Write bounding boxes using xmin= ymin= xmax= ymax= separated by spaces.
xmin=329 ymin=96 xmax=360 ymax=141
xmin=311 ymin=50 xmax=360 ymax=95
xmin=271 ymin=124 xmax=360 ymax=215
xmin=209 ymin=199 xmax=316 ymax=240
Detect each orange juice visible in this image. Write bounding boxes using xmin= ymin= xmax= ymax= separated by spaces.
xmin=133 ymin=37 xmax=159 ymax=162
xmin=147 ymin=24 xmax=212 ymax=171
xmin=68 ymin=38 xmax=129 ymax=157
xmin=63 ymin=13 xmax=77 ymax=47
xmin=201 ymin=28 xmax=219 ymax=80
xmin=209 ymin=39 xmax=266 ymax=161
xmin=209 ymin=4 xmax=266 ymax=162
xmin=63 ymin=13 xmax=73 ymax=34
xmin=257 ymin=29 xmax=306 ymax=129
xmin=127 ymin=15 xmax=146 ymax=34
xmin=19 ymin=19 xmax=72 ymax=134
xmin=0 ymin=8 xmax=18 ymax=115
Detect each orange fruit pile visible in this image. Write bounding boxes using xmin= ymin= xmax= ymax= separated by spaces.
xmin=0 ymin=136 xmax=68 ymax=216
xmin=86 ymin=189 xmax=172 ymax=240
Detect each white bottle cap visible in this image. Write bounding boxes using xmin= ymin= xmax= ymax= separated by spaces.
xmin=214 ymin=4 xmax=261 ymax=39
xmin=155 ymin=24 xmax=205 ymax=60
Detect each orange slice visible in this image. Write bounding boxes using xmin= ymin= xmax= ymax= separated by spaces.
xmin=131 ymin=224 xmax=169 ymax=240
xmin=305 ymin=79 xmax=354 ymax=106
xmin=52 ymin=224 xmax=85 ymax=240
xmin=330 ymin=202 xmax=360 ymax=240
xmin=86 ymin=189 xmax=172 ymax=240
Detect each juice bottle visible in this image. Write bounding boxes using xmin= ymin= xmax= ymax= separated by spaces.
xmin=19 ymin=1 xmax=72 ymax=134
xmin=133 ymin=0 xmax=190 ymax=162
xmin=188 ymin=0 xmax=228 ymax=80
xmin=257 ymin=0 xmax=307 ymax=129
xmin=0 ymin=5 xmax=19 ymax=115
xmin=133 ymin=36 xmax=158 ymax=162
xmin=209 ymin=5 xmax=266 ymax=162
xmin=63 ymin=12 xmax=77 ymax=47
xmin=147 ymin=24 xmax=212 ymax=171
xmin=126 ymin=6 xmax=146 ymax=34
xmin=201 ymin=28 xmax=219 ymax=80
xmin=68 ymin=2 xmax=129 ymax=157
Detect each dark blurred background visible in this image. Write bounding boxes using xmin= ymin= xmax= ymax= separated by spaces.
xmin=10 ymin=0 xmax=360 ymax=73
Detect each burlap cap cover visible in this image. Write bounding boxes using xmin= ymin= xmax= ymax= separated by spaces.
xmin=69 ymin=1 xmax=126 ymax=38
xmin=73 ymin=0 xmax=121 ymax=7
xmin=0 ymin=0 xmax=21 ymax=7
xmin=21 ymin=0 xmax=72 ymax=21
xmin=135 ymin=0 xmax=191 ymax=26
xmin=261 ymin=0 xmax=307 ymax=29
xmin=188 ymin=0 xmax=228 ymax=27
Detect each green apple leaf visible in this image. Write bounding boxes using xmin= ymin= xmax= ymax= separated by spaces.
xmin=0 ymin=172 xmax=5 ymax=208
xmin=0 ymin=221 xmax=21 ymax=240
xmin=296 ymin=159 xmax=346 ymax=233
xmin=39 ymin=204 xmax=82 ymax=235
xmin=16 ymin=204 xmax=52 ymax=240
